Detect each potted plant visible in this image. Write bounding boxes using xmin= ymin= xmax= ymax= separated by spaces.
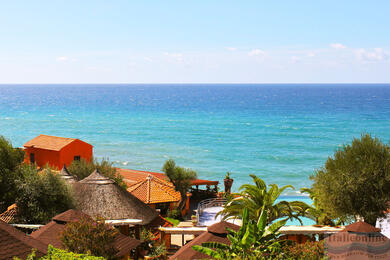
xmin=224 ymin=172 xmax=234 ymax=194
xmin=191 ymin=215 xmax=197 ymax=225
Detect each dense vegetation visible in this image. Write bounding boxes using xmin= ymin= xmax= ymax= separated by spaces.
xmin=193 ymin=207 xmax=287 ymax=259
xmin=14 ymin=165 xmax=75 ymax=224
xmin=68 ymin=157 xmax=126 ymax=189
xmin=162 ymin=159 xmax=197 ymax=212
xmin=61 ymin=217 xmax=118 ymax=259
xmin=218 ymin=174 xmax=310 ymax=224
xmin=17 ymin=245 xmax=106 ymax=260
xmin=0 ymin=136 xmax=25 ymax=212
xmin=311 ymin=134 xmax=390 ymax=225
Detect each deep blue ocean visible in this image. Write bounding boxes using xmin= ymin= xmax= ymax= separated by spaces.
xmin=1 ymin=84 xmax=390 ymax=196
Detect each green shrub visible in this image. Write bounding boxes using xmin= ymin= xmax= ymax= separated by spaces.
xmin=167 ymin=209 xmax=182 ymax=220
xmin=60 ymin=217 xmax=118 ymax=259
xmin=13 ymin=245 xmax=106 ymax=260
xmin=68 ymin=158 xmax=126 ymax=189
xmin=278 ymin=241 xmax=326 ymax=260
xmin=0 ymin=136 xmax=25 ymax=212
xmin=311 ymin=134 xmax=390 ymax=225
xmin=14 ymin=166 xmax=75 ymax=224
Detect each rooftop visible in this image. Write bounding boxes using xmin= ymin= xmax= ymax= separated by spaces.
xmin=127 ymin=174 xmax=181 ymax=204
xmin=23 ymin=134 xmax=91 ymax=151
xmin=0 ymin=220 xmax=47 ymax=259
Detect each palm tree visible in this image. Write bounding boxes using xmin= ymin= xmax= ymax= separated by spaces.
xmin=162 ymin=159 xmax=197 ymax=212
xmin=218 ymin=175 xmax=310 ymax=224
xmin=193 ymin=207 xmax=287 ymax=259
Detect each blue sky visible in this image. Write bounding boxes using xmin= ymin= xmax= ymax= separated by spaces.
xmin=0 ymin=1 xmax=389 ymax=83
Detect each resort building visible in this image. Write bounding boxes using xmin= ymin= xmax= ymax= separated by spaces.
xmin=118 ymin=168 xmax=219 ymax=215
xmin=23 ymin=134 xmax=93 ymax=169
xmin=127 ymin=174 xmax=181 ymax=214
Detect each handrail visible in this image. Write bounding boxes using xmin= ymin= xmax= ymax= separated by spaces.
xmin=196 ymin=198 xmax=227 ymax=226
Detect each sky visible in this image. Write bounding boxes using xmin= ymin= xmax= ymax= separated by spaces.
xmin=0 ymin=1 xmax=389 ymax=83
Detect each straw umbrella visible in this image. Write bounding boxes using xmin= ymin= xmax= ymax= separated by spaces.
xmin=73 ymin=169 xmax=158 ymax=225
xmin=58 ymin=165 xmax=76 ymax=183
xmin=170 ymin=221 xmax=239 ymax=260
xmin=325 ymin=221 xmax=390 ymax=259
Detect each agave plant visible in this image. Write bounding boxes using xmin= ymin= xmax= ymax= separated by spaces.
xmin=218 ymin=174 xmax=310 ymax=225
xmin=192 ymin=206 xmax=287 ymax=259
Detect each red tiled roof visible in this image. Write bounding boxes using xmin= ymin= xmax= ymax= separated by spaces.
xmin=118 ymin=168 xmax=168 ymax=185
xmin=127 ymin=175 xmax=181 ymax=204
xmin=0 ymin=220 xmax=47 ymax=259
xmin=0 ymin=204 xmax=17 ymax=224
xmin=118 ymin=168 xmax=218 ymax=187
xmin=23 ymin=134 xmax=91 ymax=151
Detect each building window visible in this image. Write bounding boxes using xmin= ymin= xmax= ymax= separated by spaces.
xmin=30 ymin=153 xmax=35 ymax=164
xmin=74 ymin=155 xmax=81 ymax=161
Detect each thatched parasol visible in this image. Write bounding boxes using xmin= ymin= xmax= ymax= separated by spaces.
xmin=73 ymin=170 xmax=158 ymax=225
xmin=170 ymin=221 xmax=240 ymax=260
xmin=58 ymin=165 xmax=76 ymax=183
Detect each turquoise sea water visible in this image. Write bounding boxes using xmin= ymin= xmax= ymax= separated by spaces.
xmin=1 ymin=84 xmax=390 ymax=196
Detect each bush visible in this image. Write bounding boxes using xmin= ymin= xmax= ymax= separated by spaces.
xmin=278 ymin=241 xmax=326 ymax=260
xmin=14 ymin=166 xmax=75 ymax=224
xmin=0 ymin=136 xmax=25 ymax=212
xmin=167 ymin=209 xmax=182 ymax=220
xmin=311 ymin=134 xmax=390 ymax=225
xmin=68 ymin=158 xmax=126 ymax=189
xmin=60 ymin=217 xmax=118 ymax=259
xmin=14 ymin=245 xmax=106 ymax=260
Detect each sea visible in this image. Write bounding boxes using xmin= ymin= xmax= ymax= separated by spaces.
xmin=1 ymin=84 xmax=390 ymax=198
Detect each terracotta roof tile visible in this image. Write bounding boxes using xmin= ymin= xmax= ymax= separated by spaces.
xmin=118 ymin=168 xmax=218 ymax=187
xmin=23 ymin=134 xmax=91 ymax=151
xmin=0 ymin=204 xmax=17 ymax=224
xmin=0 ymin=220 xmax=47 ymax=259
xmin=127 ymin=175 xmax=181 ymax=204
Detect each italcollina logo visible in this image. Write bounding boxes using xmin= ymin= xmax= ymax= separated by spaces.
xmin=327 ymin=232 xmax=388 ymax=243
xmin=325 ymin=232 xmax=390 ymax=259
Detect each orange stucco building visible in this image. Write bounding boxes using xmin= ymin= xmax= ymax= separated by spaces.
xmin=24 ymin=135 xmax=93 ymax=169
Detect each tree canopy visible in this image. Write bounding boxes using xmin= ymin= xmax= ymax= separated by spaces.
xmin=311 ymin=134 xmax=390 ymax=225
xmin=0 ymin=136 xmax=25 ymax=212
xmin=14 ymin=165 xmax=75 ymax=224
xmin=61 ymin=217 xmax=118 ymax=259
xmin=162 ymin=159 xmax=197 ymax=211
xmin=68 ymin=157 xmax=126 ymax=189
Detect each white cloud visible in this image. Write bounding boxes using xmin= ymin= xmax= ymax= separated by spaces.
xmin=330 ymin=43 xmax=347 ymax=49
xmin=225 ymin=47 xmax=237 ymax=51
xmin=290 ymin=56 xmax=301 ymax=63
xmin=56 ymin=56 xmax=69 ymax=61
xmin=307 ymin=52 xmax=315 ymax=58
xmin=164 ymin=52 xmax=183 ymax=63
xmin=56 ymin=56 xmax=77 ymax=62
xmin=356 ymin=48 xmax=388 ymax=62
xmin=248 ymin=49 xmax=266 ymax=56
